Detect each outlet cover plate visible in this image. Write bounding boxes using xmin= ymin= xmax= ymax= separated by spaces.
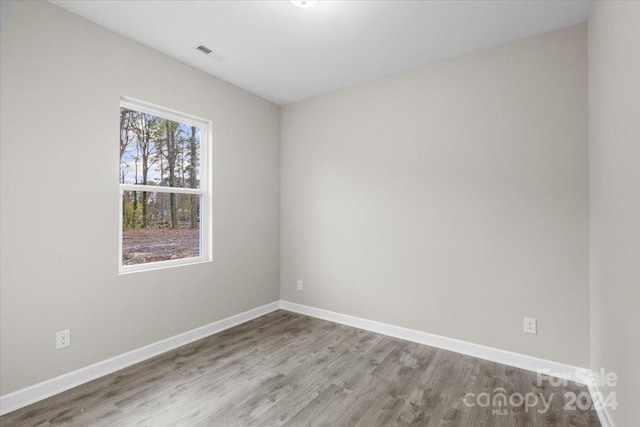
xmin=524 ymin=317 xmax=537 ymax=334
xmin=56 ymin=329 xmax=71 ymax=349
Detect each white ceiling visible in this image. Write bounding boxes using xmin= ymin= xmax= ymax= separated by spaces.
xmin=50 ymin=0 xmax=592 ymax=105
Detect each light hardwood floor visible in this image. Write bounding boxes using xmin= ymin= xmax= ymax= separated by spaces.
xmin=0 ymin=310 xmax=600 ymax=426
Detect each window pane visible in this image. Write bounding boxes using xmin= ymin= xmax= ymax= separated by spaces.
xmin=122 ymin=191 xmax=201 ymax=266
xmin=120 ymin=108 xmax=201 ymax=189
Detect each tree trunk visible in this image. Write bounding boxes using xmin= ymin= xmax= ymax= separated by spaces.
xmin=189 ymin=126 xmax=198 ymax=228
xmin=139 ymin=114 xmax=150 ymax=228
xmin=166 ymin=122 xmax=177 ymax=228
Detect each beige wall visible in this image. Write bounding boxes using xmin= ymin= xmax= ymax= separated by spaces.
xmin=281 ymin=24 xmax=590 ymax=366
xmin=589 ymin=2 xmax=640 ymax=425
xmin=0 ymin=1 xmax=280 ymax=395
xmin=8 ymin=0 xmax=634 ymax=412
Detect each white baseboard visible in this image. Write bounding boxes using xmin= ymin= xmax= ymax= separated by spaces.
xmin=0 ymin=299 xmax=614 ymax=427
xmin=280 ymin=301 xmax=617 ymax=426
xmin=0 ymin=301 xmax=280 ymax=416
xmin=587 ymin=381 xmax=617 ymax=427
xmin=279 ymin=301 xmax=589 ymax=383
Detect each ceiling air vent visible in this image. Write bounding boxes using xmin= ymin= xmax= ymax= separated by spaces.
xmin=196 ymin=44 xmax=226 ymax=62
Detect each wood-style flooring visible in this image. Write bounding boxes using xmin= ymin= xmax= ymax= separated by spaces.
xmin=0 ymin=310 xmax=601 ymax=426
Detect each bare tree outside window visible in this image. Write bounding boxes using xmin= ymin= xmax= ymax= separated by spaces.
xmin=119 ymin=99 xmax=210 ymax=273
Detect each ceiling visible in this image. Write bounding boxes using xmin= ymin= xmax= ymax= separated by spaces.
xmin=50 ymin=0 xmax=592 ymax=105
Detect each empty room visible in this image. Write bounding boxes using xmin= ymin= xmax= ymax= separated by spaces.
xmin=0 ymin=0 xmax=637 ymax=426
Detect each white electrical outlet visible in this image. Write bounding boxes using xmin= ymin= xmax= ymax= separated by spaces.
xmin=297 ymin=280 xmax=303 ymax=291
xmin=56 ymin=329 xmax=71 ymax=349
xmin=524 ymin=317 xmax=537 ymax=334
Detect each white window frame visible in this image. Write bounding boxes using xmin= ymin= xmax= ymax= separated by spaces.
xmin=118 ymin=96 xmax=212 ymax=274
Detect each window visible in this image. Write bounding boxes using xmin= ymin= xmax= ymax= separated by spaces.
xmin=119 ymin=97 xmax=211 ymax=273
